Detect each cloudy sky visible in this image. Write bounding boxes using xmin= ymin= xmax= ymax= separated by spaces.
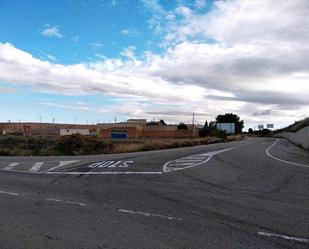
xmin=0 ymin=0 xmax=308 ymax=129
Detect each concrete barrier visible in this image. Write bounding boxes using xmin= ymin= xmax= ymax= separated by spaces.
xmin=277 ymin=126 xmax=309 ymax=150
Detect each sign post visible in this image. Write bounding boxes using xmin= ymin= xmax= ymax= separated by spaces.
xmin=258 ymin=124 xmax=264 ymax=130
xmin=267 ymin=124 xmax=274 ymax=129
xmin=23 ymin=126 xmax=31 ymax=150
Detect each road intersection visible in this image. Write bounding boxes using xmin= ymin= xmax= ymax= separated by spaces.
xmin=0 ymin=137 xmax=308 ymax=249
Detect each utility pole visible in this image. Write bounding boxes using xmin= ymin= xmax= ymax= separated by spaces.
xmin=192 ymin=112 xmax=195 ymax=139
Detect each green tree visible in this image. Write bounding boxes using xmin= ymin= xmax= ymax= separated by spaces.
xmin=215 ymin=113 xmax=244 ymax=133
xmin=159 ymin=119 xmax=167 ymax=125
xmin=177 ymin=122 xmax=188 ymax=130
xmin=209 ymin=121 xmax=216 ymax=129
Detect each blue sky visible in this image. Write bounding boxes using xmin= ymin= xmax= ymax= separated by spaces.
xmin=0 ymin=0 xmax=308 ymax=129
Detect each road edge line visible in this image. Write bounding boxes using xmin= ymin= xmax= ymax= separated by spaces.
xmin=265 ymin=139 xmax=309 ymax=168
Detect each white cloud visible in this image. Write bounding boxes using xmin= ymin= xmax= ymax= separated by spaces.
xmin=40 ymin=101 xmax=91 ymax=111
xmin=1 ymin=0 xmax=309 ymax=127
xmin=41 ymin=25 xmax=63 ymax=38
xmin=165 ymin=0 xmax=309 ymax=45
xmin=0 ymin=87 xmax=16 ymax=93
xmin=141 ymin=0 xmax=175 ymax=34
xmin=71 ymin=36 xmax=80 ymax=42
xmin=194 ymin=0 xmax=206 ymax=9
xmin=121 ymin=29 xmax=139 ymax=36
xmin=90 ymin=42 xmax=104 ymax=48
xmin=174 ymin=6 xmax=193 ymax=19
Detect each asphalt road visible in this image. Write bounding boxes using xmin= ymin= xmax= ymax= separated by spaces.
xmin=0 ymin=137 xmax=308 ymax=249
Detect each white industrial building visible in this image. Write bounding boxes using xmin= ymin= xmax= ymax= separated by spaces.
xmin=60 ymin=129 xmax=90 ymax=136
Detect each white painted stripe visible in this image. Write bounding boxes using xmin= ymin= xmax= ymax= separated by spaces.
xmin=175 ymin=158 xmax=205 ymax=162
xmin=65 ymin=200 xmax=87 ymax=206
xmin=118 ymin=209 xmax=184 ymax=221
xmin=165 ymin=157 xmax=213 ymax=172
xmin=0 ymin=168 xmax=42 ymax=174
xmin=266 ymin=139 xmax=309 ymax=168
xmin=163 ymin=144 xmax=245 ymax=173
xmin=46 ymin=198 xmax=86 ymax=206
xmin=0 ymin=190 xmax=19 ymax=196
xmin=44 ymin=160 xmax=79 ymax=172
xmin=170 ymin=162 xmax=196 ymax=166
xmin=29 ymin=162 xmax=43 ymax=172
xmin=258 ymin=231 xmax=309 ymax=243
xmin=3 ymin=162 xmax=19 ymax=171
xmin=45 ymin=171 xmax=163 ymax=175
xmin=46 ymin=198 xmax=62 ymax=202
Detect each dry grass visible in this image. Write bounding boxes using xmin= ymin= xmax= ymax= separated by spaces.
xmin=111 ymin=136 xmax=242 ymax=154
xmin=0 ymin=134 xmax=244 ymax=156
xmin=278 ymin=117 xmax=309 ymax=133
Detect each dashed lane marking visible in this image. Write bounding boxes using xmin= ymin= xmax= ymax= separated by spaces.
xmin=46 ymin=198 xmax=86 ymax=206
xmin=258 ymin=231 xmax=309 ymax=243
xmin=118 ymin=209 xmax=184 ymax=221
xmin=29 ymin=162 xmax=43 ymax=173
xmin=0 ymin=160 xmax=80 ymax=173
xmin=43 ymin=160 xmax=80 ymax=172
xmin=3 ymin=162 xmax=19 ymax=171
xmin=0 ymin=190 xmax=19 ymax=196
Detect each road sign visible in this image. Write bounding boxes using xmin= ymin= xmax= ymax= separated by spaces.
xmin=267 ymin=124 xmax=274 ymax=128
xmin=23 ymin=126 xmax=31 ymax=137
xmin=216 ymin=123 xmax=235 ymax=134
xmin=258 ymin=124 xmax=264 ymax=129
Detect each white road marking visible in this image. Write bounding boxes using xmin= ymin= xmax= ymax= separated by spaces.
xmin=0 ymin=190 xmax=19 ymax=196
xmin=266 ymin=139 xmax=309 ymax=168
xmin=3 ymin=162 xmax=19 ymax=171
xmin=88 ymin=160 xmax=134 ymax=169
xmin=44 ymin=160 xmax=79 ymax=172
xmin=46 ymin=198 xmax=86 ymax=206
xmin=29 ymin=162 xmax=43 ymax=173
xmin=46 ymin=171 xmax=163 ymax=175
xmin=163 ymin=146 xmax=241 ymax=173
xmin=258 ymin=231 xmax=309 ymax=243
xmin=118 ymin=209 xmax=184 ymax=221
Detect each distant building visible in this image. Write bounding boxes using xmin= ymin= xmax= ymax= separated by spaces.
xmin=216 ymin=123 xmax=235 ymax=134
xmin=97 ymin=119 xmax=197 ymax=139
xmin=0 ymin=122 xmax=96 ymax=136
xmin=60 ymin=129 xmax=90 ymax=136
xmin=127 ymin=119 xmax=147 ymax=124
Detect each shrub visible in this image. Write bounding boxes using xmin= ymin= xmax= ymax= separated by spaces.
xmin=55 ymin=134 xmax=83 ymax=155
xmin=177 ymin=123 xmax=188 ymax=130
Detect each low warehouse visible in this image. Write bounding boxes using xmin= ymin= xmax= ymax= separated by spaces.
xmin=60 ymin=129 xmax=90 ymax=136
xmin=97 ymin=119 xmax=197 ymax=139
xmin=0 ymin=122 xmax=96 ymax=136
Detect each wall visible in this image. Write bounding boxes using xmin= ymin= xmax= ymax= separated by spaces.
xmin=277 ymin=126 xmax=309 ymax=150
xmin=0 ymin=123 xmax=96 ymax=136
xmin=97 ymin=123 xmax=197 ymax=139
xmin=98 ymin=126 xmax=144 ymax=139
xmin=60 ymin=129 xmax=90 ymax=136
